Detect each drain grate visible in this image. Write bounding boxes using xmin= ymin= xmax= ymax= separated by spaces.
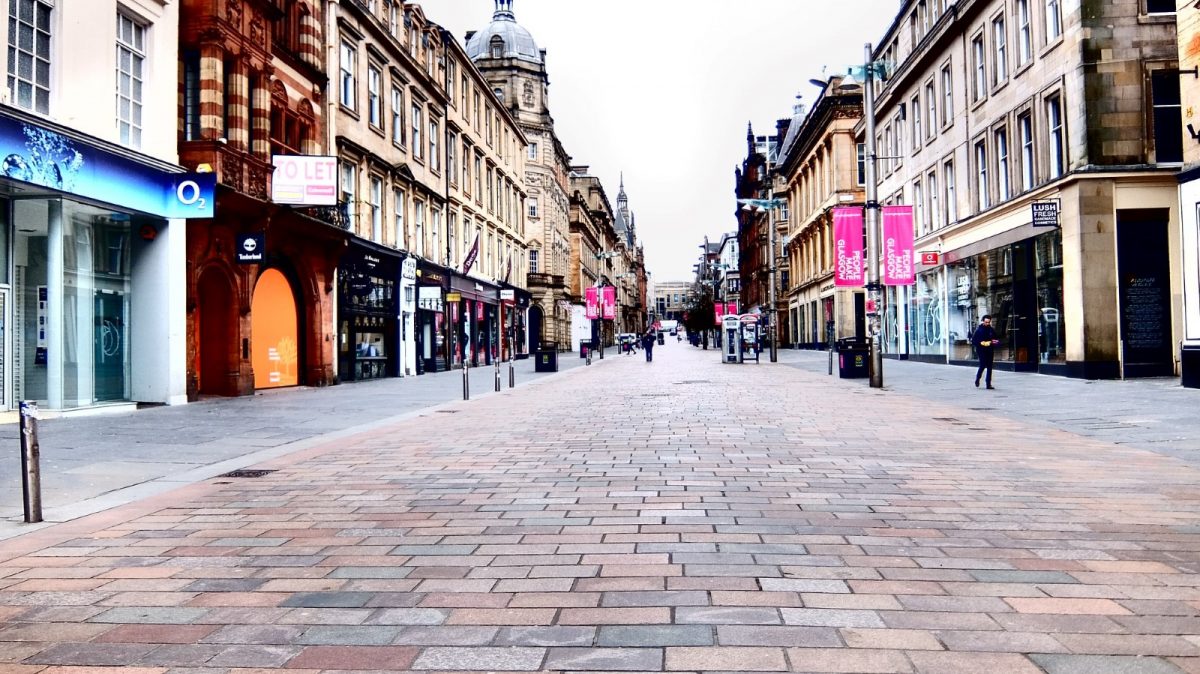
xmin=673 ymin=380 xmax=713 ymax=385
xmin=931 ymin=417 xmax=962 ymax=423
xmin=217 ymin=469 xmax=277 ymax=479
xmin=435 ymin=410 xmax=460 ymax=414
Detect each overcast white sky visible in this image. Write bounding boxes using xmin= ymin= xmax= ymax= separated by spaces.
xmin=432 ymin=0 xmax=898 ymax=282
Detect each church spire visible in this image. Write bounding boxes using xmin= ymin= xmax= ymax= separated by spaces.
xmin=617 ymin=171 xmax=628 ymax=207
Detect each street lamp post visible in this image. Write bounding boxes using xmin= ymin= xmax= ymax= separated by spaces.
xmin=738 ymin=198 xmax=784 ymax=363
xmin=861 ymin=43 xmax=883 ymax=388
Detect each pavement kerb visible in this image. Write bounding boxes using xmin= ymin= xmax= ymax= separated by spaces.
xmin=0 ymin=354 xmax=615 ymax=546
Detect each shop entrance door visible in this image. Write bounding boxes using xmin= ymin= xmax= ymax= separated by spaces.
xmin=251 ymin=269 xmax=300 ymax=389
xmin=1010 ymin=241 xmax=1039 ymax=372
xmin=93 ymin=290 xmax=126 ymax=401
xmin=1117 ymin=209 xmax=1174 ymax=377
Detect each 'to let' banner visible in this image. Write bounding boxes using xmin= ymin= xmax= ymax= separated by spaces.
xmin=585 ymin=286 xmax=599 ymax=319
xmin=601 ymin=286 xmax=616 ymax=320
xmin=833 ymin=207 xmax=865 ymax=287
xmin=882 ymin=205 xmax=915 ymax=286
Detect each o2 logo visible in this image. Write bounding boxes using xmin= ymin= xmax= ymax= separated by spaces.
xmin=177 ymin=179 xmax=207 ymax=210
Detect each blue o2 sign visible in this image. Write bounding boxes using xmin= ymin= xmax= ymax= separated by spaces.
xmin=0 ymin=110 xmax=214 ymax=219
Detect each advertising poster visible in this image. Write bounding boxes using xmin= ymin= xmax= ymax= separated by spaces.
xmin=833 ymin=207 xmax=865 ymax=287
xmin=602 ymin=286 xmax=616 ymax=320
xmin=882 ymin=205 xmax=916 ymax=286
xmin=585 ymin=286 xmax=599 ymax=319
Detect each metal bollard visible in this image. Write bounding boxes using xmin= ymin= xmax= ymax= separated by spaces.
xmin=508 ymin=357 xmax=515 ymax=388
xmin=19 ymin=400 xmax=42 ymax=523
xmin=494 ymin=357 xmax=501 ymax=392
xmin=462 ymin=359 xmax=470 ymax=401
xmin=586 ymin=347 xmax=592 ymax=366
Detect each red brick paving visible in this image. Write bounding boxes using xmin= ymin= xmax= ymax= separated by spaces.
xmin=2 ymin=345 xmax=1200 ymax=672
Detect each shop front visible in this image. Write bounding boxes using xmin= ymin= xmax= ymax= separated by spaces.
xmin=415 ymin=262 xmax=449 ymax=374
xmin=0 ymin=109 xmax=211 ymax=411
xmin=337 ymin=241 xmax=400 ymax=382
xmin=451 ymin=275 xmax=499 ymax=367
xmin=1179 ymin=168 xmax=1200 ymax=388
xmin=500 ymin=284 xmax=531 ymax=360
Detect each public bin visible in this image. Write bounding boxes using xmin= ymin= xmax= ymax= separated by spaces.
xmin=580 ymin=343 xmax=589 ymax=359
xmin=657 ymin=333 xmax=665 ymax=345
xmin=836 ymin=338 xmax=870 ymax=379
xmin=534 ymin=345 xmax=558 ymax=372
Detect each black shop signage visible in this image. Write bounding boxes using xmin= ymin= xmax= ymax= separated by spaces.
xmin=237 ymin=233 xmax=265 ymax=264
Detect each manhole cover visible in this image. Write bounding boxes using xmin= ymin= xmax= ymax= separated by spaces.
xmin=217 ymin=469 xmax=277 ymax=479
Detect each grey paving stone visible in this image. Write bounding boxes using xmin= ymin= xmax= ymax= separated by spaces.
xmin=389 ymin=544 xmax=480 ymax=555
xmin=544 ymin=647 xmax=664 ymax=671
xmin=393 ymin=625 xmax=500 ymax=645
xmin=780 ymin=608 xmax=886 ymax=628
xmin=494 ymin=626 xmax=598 ymax=647
xmin=597 ymin=625 xmax=713 ymax=647
xmin=279 ymin=592 xmax=375 ymax=608
xmin=210 ymin=537 xmax=290 ymax=547
xmin=717 ymin=624 xmax=842 ymax=647
xmin=411 ymin=646 xmax=547 ymax=671
xmin=183 ymin=578 xmax=268 ymax=592
xmin=201 ymin=624 xmax=306 ymax=644
xmin=206 ymin=644 xmax=301 ymax=667
xmin=1031 ymin=654 xmax=1187 ymax=674
xmin=969 ymin=569 xmax=1080 ymax=584
xmin=89 ymin=607 xmax=210 ymax=624
xmin=675 ymin=606 xmax=781 ymax=625
xmin=328 ymin=566 xmax=414 ymax=579
xmin=363 ymin=608 xmax=449 ymax=625
xmin=758 ymin=578 xmax=851 ymax=593
xmin=27 ymin=643 xmax=156 ymax=666
xmin=297 ymin=625 xmax=402 ymax=645
xmin=600 ymin=591 xmax=709 ymax=607
xmin=136 ymin=644 xmax=227 ymax=666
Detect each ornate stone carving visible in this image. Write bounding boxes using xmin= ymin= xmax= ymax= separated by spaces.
xmin=226 ymin=0 xmax=242 ymax=25
xmin=522 ymin=81 xmax=535 ymax=109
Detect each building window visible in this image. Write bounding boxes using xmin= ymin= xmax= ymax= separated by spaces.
xmin=370 ymin=176 xmax=382 ymax=243
xmin=944 ymin=160 xmax=957 ymax=223
xmin=448 ymin=130 xmax=457 ymax=182
xmin=528 ymin=141 xmax=538 ymax=161
xmin=183 ymin=50 xmax=200 ymax=140
xmin=475 ymin=155 xmax=482 ymax=197
xmin=115 ymin=13 xmax=145 ymax=148
xmin=1019 ymin=113 xmax=1034 ymax=190
xmin=925 ymin=82 xmax=937 ymax=137
xmin=411 ymin=103 xmax=422 ymax=159
xmin=1046 ymin=95 xmax=1064 ymax=178
xmin=1045 ymin=0 xmax=1062 ymax=42
xmin=928 ymin=171 xmax=939 ymax=231
xmin=1147 ymin=0 xmax=1175 ymax=12
xmin=995 ymin=127 xmax=1010 ymax=201
xmin=1017 ymin=0 xmax=1032 ymax=65
xmin=341 ymin=162 xmax=357 ymax=226
xmin=394 ymin=188 xmax=406 ymax=249
xmin=340 ymin=40 xmax=356 ymax=110
xmin=462 ymin=140 xmax=471 ymax=188
xmin=8 ymin=0 xmax=52 ymax=113
xmin=486 ymin=166 xmax=493 ymax=212
xmin=529 ymin=249 xmax=539 ymax=274
xmin=910 ymin=96 xmax=922 ymax=151
xmin=884 ymin=127 xmax=893 ymax=174
xmin=429 ymin=120 xmax=439 ymax=171
xmin=857 ymin=143 xmax=866 ymax=185
xmin=414 ymin=201 xmax=424 ymax=256
xmin=1151 ymin=69 xmax=1183 ymax=164
xmin=914 ymin=180 xmax=925 ymax=236
xmin=941 ymin=64 xmax=953 ymax=127
xmin=391 ymin=86 xmax=404 ymax=145
xmin=992 ymin=16 xmax=1007 ymax=86
xmin=446 ymin=59 xmax=456 ymax=101
xmin=975 ymin=141 xmax=989 ymax=211
xmin=448 ymin=212 xmax=457 ymax=266
xmin=431 ymin=209 xmax=441 ymax=265
xmin=388 ymin=0 xmax=399 ymax=36
xmin=367 ymin=65 xmax=381 ymax=128
xmin=971 ymin=34 xmax=986 ymax=102
xmin=528 ymin=197 xmax=539 ymax=218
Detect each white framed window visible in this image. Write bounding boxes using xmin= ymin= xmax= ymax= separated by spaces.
xmin=339 ymin=40 xmax=356 ymax=109
xmin=528 ymin=197 xmax=539 ymax=218
xmin=992 ymin=16 xmax=1007 ymax=86
xmin=414 ymin=200 xmax=425 ymax=256
xmin=927 ymin=170 xmax=939 ymax=232
xmin=448 ymin=130 xmax=457 ymax=183
xmin=925 ymin=82 xmax=937 ymax=137
xmin=462 ymin=140 xmax=471 ymax=188
xmin=941 ymin=64 xmax=953 ymax=127
xmin=116 ymin=12 xmax=145 ymax=148
xmin=394 ymin=188 xmax=407 ymax=249
xmin=367 ymin=65 xmax=381 ymax=127
xmin=388 ymin=1 xmax=399 ymax=36
xmin=431 ymin=208 xmax=441 ymax=265
xmin=429 ymin=119 xmax=439 ymax=171
xmin=910 ymin=96 xmax=921 ymax=151
xmin=529 ymin=249 xmax=539 ymax=274
xmin=369 ymin=176 xmax=382 ymax=242
xmin=1019 ymin=112 xmax=1035 ymax=191
xmin=995 ymin=127 xmax=1010 ymax=201
xmin=391 ymin=86 xmax=404 ymax=145
xmin=971 ymin=34 xmax=986 ymax=102
xmin=1045 ymin=0 xmax=1062 ymax=42
xmin=411 ymin=103 xmax=422 ymax=158
xmin=341 ymin=162 xmax=357 ymax=225
xmin=913 ymin=179 xmax=925 ymax=236
xmin=449 ymin=212 xmax=458 ymax=266
xmin=528 ymin=141 xmax=538 ymax=161
xmin=1046 ymin=95 xmax=1064 ymax=178
xmin=9 ymin=0 xmax=52 ymax=113
xmin=857 ymin=143 xmax=866 ymax=185
xmin=1017 ymin=0 xmax=1032 ymax=65
xmin=944 ymin=160 xmax=957 ymax=223
xmin=975 ymin=140 xmax=989 ymax=211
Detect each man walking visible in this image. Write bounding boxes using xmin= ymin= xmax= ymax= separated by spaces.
xmin=973 ymin=315 xmax=998 ymax=389
xmin=641 ymin=328 xmax=656 ymax=362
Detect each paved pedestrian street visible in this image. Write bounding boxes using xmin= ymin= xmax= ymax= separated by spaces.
xmin=3 ymin=343 xmax=1200 ymax=673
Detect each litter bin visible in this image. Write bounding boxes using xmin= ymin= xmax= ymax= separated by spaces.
xmin=534 ymin=345 xmax=559 ymax=372
xmin=656 ymin=333 xmax=664 ymax=346
xmin=836 ymin=338 xmax=870 ymax=379
xmin=580 ymin=343 xmax=589 ymax=359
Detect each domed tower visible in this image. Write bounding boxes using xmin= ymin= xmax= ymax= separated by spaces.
xmin=464 ymin=0 xmax=573 ymax=351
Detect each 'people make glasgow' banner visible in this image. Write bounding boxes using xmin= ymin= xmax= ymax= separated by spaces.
xmin=882 ymin=205 xmax=916 ymax=286
xmin=833 ymin=207 xmax=865 ymax=287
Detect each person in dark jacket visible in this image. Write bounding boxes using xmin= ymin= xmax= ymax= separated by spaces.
xmin=972 ymin=315 xmax=998 ymax=389
xmin=641 ymin=329 xmax=656 ymax=362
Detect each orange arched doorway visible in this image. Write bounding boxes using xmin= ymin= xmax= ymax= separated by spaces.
xmin=197 ymin=268 xmax=238 ymax=396
xmin=251 ymin=268 xmax=300 ymax=389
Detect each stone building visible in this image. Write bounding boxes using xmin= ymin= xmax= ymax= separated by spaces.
xmin=0 ymin=0 xmax=194 ymax=410
xmin=776 ymin=78 xmax=866 ymax=350
xmin=653 ymin=281 xmax=694 ymax=324
xmin=181 ymin=0 xmax=347 ymax=398
xmin=1175 ymin=0 xmax=1200 ymax=388
xmin=567 ymin=167 xmax=618 ymax=351
xmin=735 ymin=125 xmax=774 ymax=320
xmin=868 ymin=0 xmax=1181 ymax=379
xmin=467 ymin=0 xmax=572 ymax=351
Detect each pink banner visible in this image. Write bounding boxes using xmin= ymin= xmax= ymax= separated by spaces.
xmin=714 ymin=302 xmax=725 ymax=326
xmin=602 ymin=286 xmax=616 ymax=320
xmin=585 ymin=286 xmax=599 ymax=319
xmin=882 ymin=205 xmax=915 ymax=286
xmin=727 ymin=300 xmax=738 ymax=315
xmin=833 ymin=207 xmax=865 ymax=287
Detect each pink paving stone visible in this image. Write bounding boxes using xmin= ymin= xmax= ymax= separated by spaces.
xmin=785 ymin=647 xmax=914 ymax=673
xmin=598 ymin=564 xmax=683 ymax=577
xmin=444 ymin=608 xmax=557 ymax=625
xmin=710 ymin=591 xmax=803 ymax=607
xmin=418 ymin=593 xmax=513 ymax=608
xmin=1081 ymin=561 xmax=1182 ymax=573
xmin=840 ymin=628 xmax=943 ymax=650
xmin=92 ymin=624 xmax=218 ymax=644
xmin=508 ymin=592 xmax=602 ymax=608
xmin=1005 ymin=597 xmax=1133 ymax=615
xmin=665 ymin=646 xmax=787 ymax=671
xmin=284 ymin=645 xmax=419 ymax=670
xmin=906 ymin=651 xmax=1044 ymax=674
xmin=558 ymin=608 xmax=671 ymax=625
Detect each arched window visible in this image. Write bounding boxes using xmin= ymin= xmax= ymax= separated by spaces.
xmin=490 ymin=36 xmax=504 ymax=58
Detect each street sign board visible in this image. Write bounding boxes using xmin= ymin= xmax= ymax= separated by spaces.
xmin=920 ymin=251 xmax=940 ymax=265
xmin=1032 ymin=200 xmax=1060 ymax=227
xmin=500 ymin=289 xmax=515 ymax=302
xmin=446 ymin=292 xmax=461 ymax=302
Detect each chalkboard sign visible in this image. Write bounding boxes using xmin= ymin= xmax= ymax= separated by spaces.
xmin=1122 ymin=275 xmax=1169 ymax=358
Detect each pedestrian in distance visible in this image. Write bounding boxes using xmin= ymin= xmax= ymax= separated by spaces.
xmin=642 ymin=328 xmax=656 ymax=362
xmin=973 ymin=314 xmax=998 ymax=389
